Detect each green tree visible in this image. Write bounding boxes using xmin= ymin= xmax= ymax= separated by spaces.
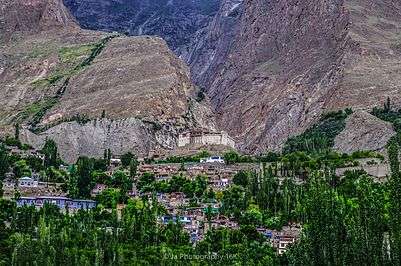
xmin=76 ymin=156 xmax=94 ymax=198
xmin=384 ymin=96 xmax=391 ymax=112
xmin=0 ymin=145 xmax=9 ymax=180
xmin=137 ymin=172 xmax=155 ymax=191
xmin=14 ymin=124 xmax=20 ymax=141
xmin=129 ymin=156 xmax=139 ymax=178
xmin=103 ymin=149 xmax=112 ymax=166
xmin=121 ymin=152 xmax=135 ymax=168
xmin=111 ymin=170 xmax=132 ymax=200
xmin=241 ymin=205 xmax=263 ymax=226
xmin=42 ymin=139 xmax=58 ymax=168
xmin=222 ymin=185 xmax=247 ymax=218
xmin=67 ymin=165 xmax=79 ymax=198
xmin=224 ymin=151 xmax=240 ymax=165
xmin=13 ymin=160 xmax=31 ymax=180
xmin=233 ymin=170 xmax=249 ymax=187
xmin=96 ymin=188 xmax=121 ymax=208
xmin=387 ymin=137 xmax=401 ymax=263
xmin=25 ymin=156 xmax=43 ymax=172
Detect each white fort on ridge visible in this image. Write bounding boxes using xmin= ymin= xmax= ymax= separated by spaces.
xmin=178 ymin=129 xmax=235 ymax=149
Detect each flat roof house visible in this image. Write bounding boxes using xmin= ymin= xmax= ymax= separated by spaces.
xmin=18 ymin=177 xmax=38 ymax=188
xmin=17 ymin=196 xmax=97 ymax=210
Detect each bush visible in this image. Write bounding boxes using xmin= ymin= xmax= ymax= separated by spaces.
xmin=4 ymin=137 xmax=21 ymax=147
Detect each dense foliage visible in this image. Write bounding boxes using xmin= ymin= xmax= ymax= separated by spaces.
xmin=0 ymin=198 xmax=279 ymax=265
xmin=284 ymin=109 xmax=352 ymax=154
xmin=372 ymin=98 xmax=401 ymax=137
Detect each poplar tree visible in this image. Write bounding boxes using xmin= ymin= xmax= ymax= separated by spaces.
xmin=387 ymin=137 xmax=401 ymax=263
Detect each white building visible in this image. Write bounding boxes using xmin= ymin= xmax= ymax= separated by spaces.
xmin=278 ymin=236 xmax=296 ymax=255
xmin=18 ymin=177 xmax=38 ymax=188
xmin=178 ymin=130 xmax=235 ymax=148
xmin=110 ymin=158 xmax=121 ymax=166
xmin=200 ymin=156 xmax=225 ymax=164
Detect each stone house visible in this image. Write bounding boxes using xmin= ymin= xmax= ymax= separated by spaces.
xmin=178 ymin=130 xmax=235 ymax=148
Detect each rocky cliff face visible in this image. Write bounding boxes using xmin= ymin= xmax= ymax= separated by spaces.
xmin=191 ymin=0 xmax=401 ymax=153
xmin=199 ymin=0 xmax=349 ymax=152
xmin=334 ymin=110 xmax=395 ymax=154
xmin=0 ymin=0 xmax=215 ymax=162
xmin=20 ymin=118 xmax=181 ymax=163
xmin=186 ymin=0 xmax=243 ymax=89
xmin=324 ymin=0 xmax=401 ymax=111
xmin=62 ymin=0 xmax=221 ymax=56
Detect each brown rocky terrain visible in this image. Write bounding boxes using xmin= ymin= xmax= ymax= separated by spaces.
xmin=0 ymin=0 xmax=77 ymax=40
xmin=334 ymin=110 xmax=396 ymax=153
xmin=189 ymin=0 xmax=401 ymax=153
xmin=0 ymin=0 xmax=215 ymax=162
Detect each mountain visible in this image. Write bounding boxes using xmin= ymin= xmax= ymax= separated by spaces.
xmin=62 ymin=0 xmax=221 ymax=56
xmin=2 ymin=0 xmax=401 ymax=158
xmin=0 ymin=0 xmax=215 ymax=162
xmin=190 ymin=0 xmax=401 ymax=153
xmin=61 ymin=0 xmax=401 ymax=154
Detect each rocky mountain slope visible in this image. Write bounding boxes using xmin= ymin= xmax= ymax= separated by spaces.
xmin=186 ymin=0 xmax=243 ymax=89
xmin=62 ymin=0 xmax=401 ymax=154
xmin=2 ymin=0 xmax=401 ymax=157
xmin=0 ymin=0 xmax=215 ymax=162
xmin=62 ymin=0 xmax=221 ymax=56
xmin=191 ymin=0 xmax=401 ymax=153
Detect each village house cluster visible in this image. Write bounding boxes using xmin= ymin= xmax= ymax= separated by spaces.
xmin=137 ymin=162 xmax=257 ymax=191
xmin=124 ymin=162 xmax=300 ymax=252
xmin=153 ymin=190 xmax=300 ymax=251
xmin=157 ymin=192 xmax=231 ymax=243
xmin=2 ymin=142 xmax=301 ymax=253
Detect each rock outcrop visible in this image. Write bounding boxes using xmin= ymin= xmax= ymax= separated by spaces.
xmin=0 ymin=0 xmax=216 ymax=162
xmin=0 ymin=0 xmax=77 ymax=40
xmin=334 ymin=110 xmax=396 ymax=154
xmin=199 ymin=0 xmax=350 ymax=152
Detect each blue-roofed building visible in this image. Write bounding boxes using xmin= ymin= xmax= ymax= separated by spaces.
xmin=16 ymin=196 xmax=97 ymax=210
